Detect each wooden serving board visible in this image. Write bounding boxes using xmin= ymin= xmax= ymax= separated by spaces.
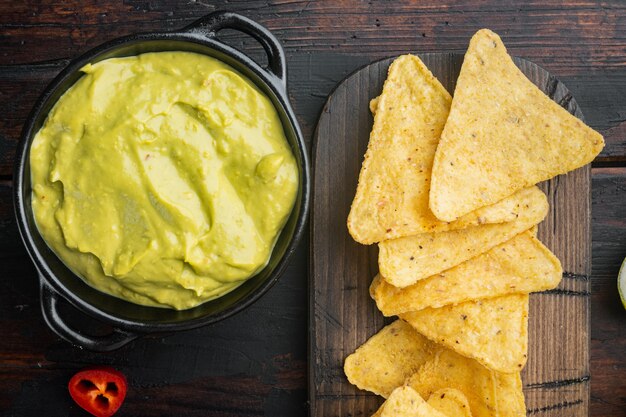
xmin=309 ymin=53 xmax=591 ymax=417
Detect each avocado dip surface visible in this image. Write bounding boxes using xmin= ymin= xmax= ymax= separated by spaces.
xmin=29 ymin=51 xmax=299 ymax=310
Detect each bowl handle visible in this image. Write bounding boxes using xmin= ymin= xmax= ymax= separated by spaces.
xmin=39 ymin=277 xmax=138 ymax=352
xmin=184 ymin=11 xmax=287 ymax=88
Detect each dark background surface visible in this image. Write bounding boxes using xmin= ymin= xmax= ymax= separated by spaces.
xmin=0 ymin=1 xmax=624 ymax=416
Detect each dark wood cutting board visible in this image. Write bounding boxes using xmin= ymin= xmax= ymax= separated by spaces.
xmin=309 ymin=53 xmax=591 ymax=417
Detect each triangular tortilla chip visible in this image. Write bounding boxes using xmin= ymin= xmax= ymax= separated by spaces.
xmin=427 ymin=389 xmax=473 ymax=417
xmin=371 ymin=231 xmax=561 ymax=315
xmin=372 ymin=385 xmax=454 ymax=417
xmin=430 ymin=29 xmax=604 ymax=222
xmin=401 ymin=294 xmax=529 ymax=373
xmin=347 ymin=54 xmax=524 ymax=244
xmin=378 ymin=186 xmax=548 ymax=287
xmin=344 ymin=320 xmax=437 ymax=398
xmin=344 ymin=320 xmax=523 ymax=417
xmin=408 ymin=349 xmax=525 ymax=417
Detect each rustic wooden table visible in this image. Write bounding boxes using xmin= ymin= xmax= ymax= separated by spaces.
xmin=0 ymin=1 xmax=624 ymax=416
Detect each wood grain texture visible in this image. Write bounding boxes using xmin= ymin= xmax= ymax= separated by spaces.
xmin=0 ymin=1 xmax=623 ymax=416
xmin=590 ymin=168 xmax=626 ymax=417
xmin=310 ymin=55 xmax=591 ymax=417
xmin=0 ymin=177 xmax=308 ymax=416
xmin=0 ymin=0 xmax=624 ymax=178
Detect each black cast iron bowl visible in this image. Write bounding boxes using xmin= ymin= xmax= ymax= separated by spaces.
xmin=13 ymin=11 xmax=310 ymax=352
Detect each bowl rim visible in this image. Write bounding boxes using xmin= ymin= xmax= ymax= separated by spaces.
xmin=13 ymin=21 xmax=311 ymax=334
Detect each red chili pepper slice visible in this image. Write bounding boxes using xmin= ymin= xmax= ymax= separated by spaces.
xmin=68 ymin=366 xmax=127 ymax=417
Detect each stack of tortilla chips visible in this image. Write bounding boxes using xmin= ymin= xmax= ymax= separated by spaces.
xmin=344 ymin=29 xmax=604 ymax=417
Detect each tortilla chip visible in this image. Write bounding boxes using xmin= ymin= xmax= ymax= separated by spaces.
xmin=371 ymin=231 xmax=561 ymax=315
xmin=347 ymin=54 xmax=523 ymax=245
xmin=429 ymin=29 xmax=604 ymax=222
xmin=378 ymin=186 xmax=548 ymax=287
xmin=369 ymin=95 xmax=380 ymax=115
xmin=345 ymin=320 xmax=524 ymax=417
xmin=372 ymin=386 xmax=450 ymax=417
xmin=427 ymin=389 xmax=473 ymax=417
xmin=344 ymin=320 xmax=437 ymax=398
xmin=408 ymin=349 xmax=525 ymax=417
xmin=401 ymin=294 xmax=529 ymax=373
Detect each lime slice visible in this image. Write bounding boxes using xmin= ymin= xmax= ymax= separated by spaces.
xmin=619 ymin=257 xmax=626 ymax=310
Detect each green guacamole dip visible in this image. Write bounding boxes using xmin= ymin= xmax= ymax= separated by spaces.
xmin=30 ymin=52 xmax=298 ymax=310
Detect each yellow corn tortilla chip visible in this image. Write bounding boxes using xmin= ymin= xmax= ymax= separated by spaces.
xmin=408 ymin=349 xmax=525 ymax=417
xmin=347 ymin=54 xmax=523 ymax=245
xmin=401 ymin=294 xmax=529 ymax=373
xmin=427 ymin=389 xmax=473 ymax=417
xmin=369 ymin=95 xmax=380 ymax=115
xmin=372 ymin=386 xmax=449 ymax=417
xmin=378 ymin=186 xmax=548 ymax=287
xmin=430 ymin=29 xmax=604 ymax=222
xmin=344 ymin=320 xmax=437 ymax=398
xmin=345 ymin=319 xmax=523 ymax=417
xmin=371 ymin=231 xmax=561 ymax=315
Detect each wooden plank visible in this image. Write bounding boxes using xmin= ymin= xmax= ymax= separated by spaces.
xmin=0 ymin=1 xmax=624 ymax=176
xmin=0 ymin=182 xmax=308 ymax=416
xmin=1 ymin=1 xmax=624 ymax=72
xmin=590 ymin=167 xmax=626 ymax=417
xmin=310 ymin=54 xmax=591 ymax=416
